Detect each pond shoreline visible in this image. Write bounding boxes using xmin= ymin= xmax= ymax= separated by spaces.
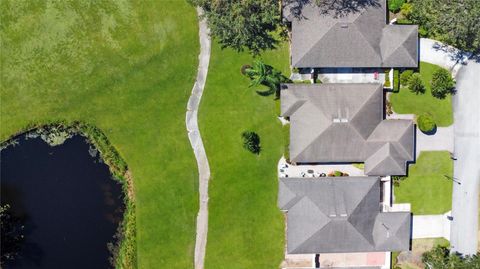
xmin=1 ymin=120 xmax=137 ymax=269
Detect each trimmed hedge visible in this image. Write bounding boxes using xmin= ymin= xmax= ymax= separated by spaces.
xmin=417 ymin=114 xmax=436 ymax=133
xmin=393 ymin=69 xmax=400 ymax=92
xmin=384 ymin=69 xmax=391 ymax=88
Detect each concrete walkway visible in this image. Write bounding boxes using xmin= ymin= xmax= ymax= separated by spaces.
xmin=186 ymin=8 xmax=211 ymax=269
xmin=412 ymin=212 xmax=451 ymax=240
xmin=415 ymin=127 xmax=454 ymax=156
xmin=388 ymin=112 xmax=454 ymax=156
xmin=419 ymin=37 xmax=480 ymax=255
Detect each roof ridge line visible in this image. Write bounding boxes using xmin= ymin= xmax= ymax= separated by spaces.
xmin=380 ymin=26 xmax=416 ymax=61
xmin=349 ymin=84 xmax=383 ymax=138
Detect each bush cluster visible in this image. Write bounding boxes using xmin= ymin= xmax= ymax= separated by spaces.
xmin=241 ymin=131 xmax=261 ymax=154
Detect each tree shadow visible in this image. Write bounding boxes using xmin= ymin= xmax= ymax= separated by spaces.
xmin=430 ymin=41 xmax=472 ymax=65
xmin=285 ymin=0 xmax=381 ymax=19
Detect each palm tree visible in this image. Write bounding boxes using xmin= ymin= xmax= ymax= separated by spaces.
xmin=244 ymin=60 xmax=282 ymax=89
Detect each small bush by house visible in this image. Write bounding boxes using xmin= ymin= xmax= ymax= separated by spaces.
xmin=400 ymin=2 xmax=413 ymax=18
xmin=328 ymin=171 xmax=348 ymax=177
xmin=431 ymin=68 xmax=455 ymax=99
xmin=241 ymin=131 xmax=261 ymax=154
xmin=384 ymin=69 xmax=391 ymax=88
xmin=400 ymin=70 xmax=414 ymax=86
xmin=417 ymin=114 xmax=436 ymax=133
xmin=388 ymin=0 xmax=405 ymax=13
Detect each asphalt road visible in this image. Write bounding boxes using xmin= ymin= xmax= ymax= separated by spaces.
xmin=450 ymin=59 xmax=480 ymax=255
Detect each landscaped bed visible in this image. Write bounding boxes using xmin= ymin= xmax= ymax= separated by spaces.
xmin=199 ymin=43 xmax=289 ymax=268
xmin=1 ymin=2 xmax=199 ymax=268
xmin=389 ymin=62 xmax=453 ymax=126
xmin=394 ymin=151 xmax=453 ymax=215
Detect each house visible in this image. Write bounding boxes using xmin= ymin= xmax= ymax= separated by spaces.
xmin=281 ymin=83 xmax=414 ymax=176
xmin=278 ymin=176 xmax=411 ymax=254
xmin=283 ymin=0 xmax=418 ymax=69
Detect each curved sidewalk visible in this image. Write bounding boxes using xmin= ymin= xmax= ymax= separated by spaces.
xmin=186 ymin=8 xmax=211 ymax=269
xmin=420 ymin=38 xmax=470 ymax=76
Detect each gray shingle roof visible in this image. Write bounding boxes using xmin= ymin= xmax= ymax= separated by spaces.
xmin=281 ymin=83 xmax=414 ymax=176
xmin=279 ymin=177 xmax=411 ymax=254
xmin=285 ymin=0 xmax=418 ymax=68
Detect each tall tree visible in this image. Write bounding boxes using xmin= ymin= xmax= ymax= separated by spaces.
xmin=409 ymin=0 xmax=480 ymax=53
xmin=189 ymin=0 xmax=281 ymax=55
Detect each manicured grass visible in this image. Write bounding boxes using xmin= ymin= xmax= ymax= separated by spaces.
xmin=394 ymin=151 xmax=453 ymax=215
xmin=390 ymin=62 xmax=453 ymax=126
xmin=1 ymin=1 xmax=199 ymax=268
xmin=199 ymin=43 xmax=289 ymax=268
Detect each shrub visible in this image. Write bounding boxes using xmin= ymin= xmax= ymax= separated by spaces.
xmin=408 ymin=73 xmax=425 ymax=94
xmin=393 ymin=69 xmax=400 ymax=92
xmin=417 ymin=114 xmax=436 ymax=133
xmin=400 ymin=2 xmax=413 ymax=18
xmin=431 ymin=68 xmax=455 ymax=99
xmin=241 ymin=131 xmax=261 ymax=154
xmin=388 ymin=0 xmax=405 ymax=13
xmin=400 ymin=70 xmax=414 ymax=86
xmin=328 ymin=171 xmax=347 ymax=177
xmin=384 ymin=69 xmax=391 ymax=88
xmin=396 ymin=18 xmax=413 ymax=25
xmin=392 ymin=176 xmax=406 ymax=187
xmin=386 ymin=100 xmax=393 ymax=116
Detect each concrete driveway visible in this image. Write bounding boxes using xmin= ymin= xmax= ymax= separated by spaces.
xmin=450 ymin=59 xmax=480 ymax=256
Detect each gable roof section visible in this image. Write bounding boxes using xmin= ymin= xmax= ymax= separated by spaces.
xmin=281 ymin=83 xmax=414 ymax=175
xmin=288 ymin=0 xmax=418 ymax=68
xmin=279 ymin=177 xmax=411 ymax=253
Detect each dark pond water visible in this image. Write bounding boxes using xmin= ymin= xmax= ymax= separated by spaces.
xmin=1 ymin=135 xmax=124 ymax=268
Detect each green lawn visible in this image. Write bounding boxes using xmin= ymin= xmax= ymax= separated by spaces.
xmin=390 ymin=62 xmax=453 ymax=126
xmin=199 ymin=43 xmax=289 ymax=268
xmin=1 ymin=1 xmax=199 ymax=268
xmin=395 ymin=151 xmax=453 ymax=215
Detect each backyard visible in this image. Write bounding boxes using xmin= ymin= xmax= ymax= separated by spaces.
xmin=394 ymin=151 xmax=453 ymax=215
xmin=1 ymin=1 xmax=199 ymax=268
xmin=199 ymin=43 xmax=290 ymax=268
xmin=389 ymin=62 xmax=453 ymax=126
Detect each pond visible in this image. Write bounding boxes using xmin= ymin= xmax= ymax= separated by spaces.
xmin=1 ymin=134 xmax=125 ymax=268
